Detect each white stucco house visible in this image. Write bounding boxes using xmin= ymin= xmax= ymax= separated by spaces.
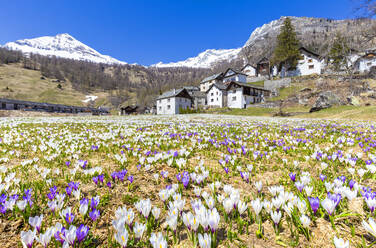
xmin=199 ymin=73 xmax=224 ymax=92
xmin=355 ymin=52 xmax=376 ymax=73
xmin=281 ymin=47 xmax=323 ymax=77
xmin=227 ymin=82 xmax=271 ymax=109
xmin=241 ymin=64 xmax=257 ymax=77
xmin=156 ymin=88 xmax=192 ymax=115
xmin=222 ymin=68 xmax=247 ymax=83
xmin=206 ymin=83 xmax=228 ymax=108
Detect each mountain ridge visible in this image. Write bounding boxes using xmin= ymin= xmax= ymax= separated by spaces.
xmin=2 ymin=33 xmax=127 ymax=65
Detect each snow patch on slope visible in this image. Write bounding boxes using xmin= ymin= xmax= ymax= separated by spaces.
xmin=3 ymin=33 xmax=126 ymax=65
xmin=152 ymin=48 xmax=241 ymax=68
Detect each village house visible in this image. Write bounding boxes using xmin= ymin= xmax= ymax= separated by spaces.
xmin=199 ymin=73 xmax=223 ymax=92
xmin=222 ymin=68 xmax=247 ymax=83
xmin=156 ymin=88 xmax=192 ymax=115
xmin=241 ymin=63 xmax=257 ymax=77
xmin=281 ymin=47 xmax=323 ymax=77
xmin=227 ymin=82 xmax=271 ymax=109
xmin=206 ymin=83 xmax=228 ymax=108
xmin=355 ymin=51 xmax=376 ymax=73
xmin=256 ymin=57 xmax=272 ymax=78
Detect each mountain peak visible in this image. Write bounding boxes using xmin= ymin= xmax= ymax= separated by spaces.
xmin=3 ymin=33 xmax=126 ymax=65
xmin=152 ymin=47 xmax=241 ymax=68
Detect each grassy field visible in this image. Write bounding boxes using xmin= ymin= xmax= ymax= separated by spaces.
xmin=0 ymin=63 xmax=111 ymax=107
xmin=0 ymin=115 xmax=375 ymax=248
xmin=223 ymin=105 xmax=376 ymax=121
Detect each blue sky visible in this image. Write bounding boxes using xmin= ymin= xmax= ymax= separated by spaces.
xmin=0 ymin=0 xmax=357 ymax=65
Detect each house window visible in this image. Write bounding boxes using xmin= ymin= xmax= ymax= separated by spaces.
xmin=232 ymin=96 xmax=236 ymax=101
xmin=159 ymin=107 xmax=161 ymax=110
xmin=211 ymin=99 xmax=214 ymax=102
xmin=211 ymin=92 xmax=214 ymax=96
xmin=216 ymin=91 xmax=218 ymax=95
xmin=216 ymin=98 xmax=218 ymax=101
xmin=309 ymin=65 xmax=314 ymax=69
xmin=167 ymin=98 xmax=170 ymax=102
xmin=167 ymin=105 xmax=171 ymax=110
xmin=232 ymin=90 xmax=236 ymax=93
xmin=367 ymin=62 xmax=372 ymax=66
xmin=308 ymin=59 xmax=313 ymax=63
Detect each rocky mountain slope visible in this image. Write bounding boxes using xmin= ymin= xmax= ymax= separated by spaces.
xmin=241 ymin=16 xmax=376 ymax=64
xmin=2 ymin=33 xmax=126 ymax=65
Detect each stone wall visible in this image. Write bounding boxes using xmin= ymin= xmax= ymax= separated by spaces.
xmin=264 ymin=78 xmax=292 ymax=95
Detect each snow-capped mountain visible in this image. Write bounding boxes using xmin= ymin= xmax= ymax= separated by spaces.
xmin=152 ymin=48 xmax=241 ymax=68
xmin=3 ymin=33 xmax=126 ymax=65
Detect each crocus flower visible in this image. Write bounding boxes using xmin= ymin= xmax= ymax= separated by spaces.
xmin=92 ymin=176 xmax=99 ymax=185
xmin=90 ymin=196 xmax=99 ymax=209
xmin=198 ymin=233 xmax=211 ymax=248
xmin=89 ymin=209 xmax=100 ymax=222
xmin=319 ymin=174 xmax=327 ymax=182
xmin=308 ymin=197 xmax=320 ymax=214
xmin=333 ymin=236 xmax=349 ymax=248
xmin=321 ymin=198 xmax=336 ymax=216
xmin=21 ymin=229 xmax=36 ymax=248
xmin=224 ymin=167 xmax=229 ymax=174
xmin=65 ymin=212 xmax=75 ymax=224
xmin=115 ymin=228 xmax=128 ymax=248
xmin=64 ymin=225 xmax=77 ymax=246
xmin=76 ymin=224 xmax=89 ymax=243
xmin=362 ymin=217 xmax=376 ymax=238
xmin=128 ymin=175 xmax=134 ymax=184
xmin=289 ymin=172 xmax=296 ymax=182
xmin=29 ymin=215 xmax=43 ymax=233
xmin=295 ymin=181 xmax=304 ymax=192
xmin=251 ymin=198 xmax=263 ymax=216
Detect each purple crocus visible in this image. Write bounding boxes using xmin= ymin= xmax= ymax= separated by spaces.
xmin=65 ymin=212 xmax=75 ymax=224
xmin=319 ymin=174 xmax=327 ymax=182
xmin=90 ymin=197 xmax=99 ymax=210
xmin=128 ymin=175 xmax=134 ymax=184
xmin=176 ymin=173 xmax=182 ymax=181
xmin=76 ymin=224 xmax=89 ymax=243
xmin=289 ymin=172 xmax=296 ymax=182
xmin=224 ymin=167 xmax=229 ymax=174
xmin=98 ymin=175 xmax=104 ymax=184
xmin=182 ymin=175 xmax=190 ymax=188
xmin=92 ymin=176 xmax=99 ymax=185
xmin=65 ymin=161 xmax=71 ymax=167
xmin=54 ymin=228 xmax=66 ymax=244
xmin=349 ymin=179 xmax=356 ymax=190
xmin=295 ymin=181 xmax=304 ymax=192
xmin=107 ymin=182 xmax=112 ymax=189
xmin=89 ymin=209 xmax=100 ymax=222
xmin=328 ymin=192 xmax=342 ymax=207
xmin=66 ymin=186 xmax=72 ymax=196
xmin=308 ymin=197 xmax=320 ymax=214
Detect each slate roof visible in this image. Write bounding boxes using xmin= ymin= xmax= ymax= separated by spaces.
xmin=157 ymin=88 xmax=192 ymax=100
xmin=228 ymin=81 xmax=270 ymax=92
xmin=201 ymin=73 xmax=223 ymax=83
xmin=206 ymin=82 xmax=228 ymax=93
xmin=223 ymin=68 xmax=247 ymax=78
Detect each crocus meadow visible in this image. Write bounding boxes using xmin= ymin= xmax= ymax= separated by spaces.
xmin=0 ymin=115 xmax=376 ymax=247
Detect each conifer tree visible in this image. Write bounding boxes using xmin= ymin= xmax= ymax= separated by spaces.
xmin=329 ymin=33 xmax=350 ymax=72
xmin=272 ymin=17 xmax=300 ymax=70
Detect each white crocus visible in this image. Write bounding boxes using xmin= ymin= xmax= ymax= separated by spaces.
xmin=333 ymin=236 xmax=349 ymax=248
xmin=198 ymin=233 xmax=211 ymax=248
xmin=300 ymin=214 xmax=311 ymax=228
xmin=362 ymin=217 xmax=376 ymax=238
xmin=115 ymin=228 xmax=129 ymax=248
xmin=251 ymin=198 xmax=263 ymax=216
